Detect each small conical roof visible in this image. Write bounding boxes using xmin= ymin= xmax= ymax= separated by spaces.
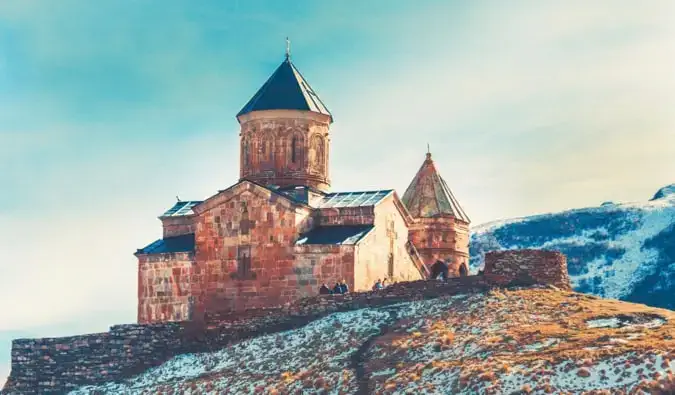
xmin=401 ymin=152 xmax=470 ymax=223
xmin=237 ymin=57 xmax=332 ymax=121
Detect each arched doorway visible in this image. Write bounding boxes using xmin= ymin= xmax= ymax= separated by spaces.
xmin=430 ymin=260 xmax=448 ymax=280
xmin=459 ymin=263 xmax=468 ymax=277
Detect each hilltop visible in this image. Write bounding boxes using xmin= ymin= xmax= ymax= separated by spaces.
xmin=68 ymin=286 xmax=675 ymax=394
xmin=471 ymin=184 xmax=675 ymax=309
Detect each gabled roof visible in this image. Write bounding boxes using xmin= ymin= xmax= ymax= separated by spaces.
xmin=160 ymin=201 xmax=203 ymax=218
xmin=237 ymin=57 xmax=332 ymax=121
xmin=401 ymin=152 xmax=470 ymax=223
xmin=295 ymin=225 xmax=373 ymax=246
xmin=314 ymin=190 xmax=393 ymax=209
xmin=136 ymin=234 xmax=195 ymax=255
xmin=192 ymin=179 xmax=312 ymax=216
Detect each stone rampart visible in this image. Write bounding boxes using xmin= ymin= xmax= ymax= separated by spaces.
xmin=3 ymin=249 xmax=569 ymax=394
xmin=483 ymin=249 xmax=571 ymax=290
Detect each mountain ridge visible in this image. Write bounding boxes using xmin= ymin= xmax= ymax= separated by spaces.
xmin=470 ymin=183 xmax=675 ymax=309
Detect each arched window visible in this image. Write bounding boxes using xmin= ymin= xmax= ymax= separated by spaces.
xmin=242 ymin=139 xmax=249 ymax=166
xmin=261 ymin=136 xmax=273 ymax=163
xmin=312 ymin=135 xmax=325 ymax=170
xmin=291 ymin=136 xmax=298 ymax=163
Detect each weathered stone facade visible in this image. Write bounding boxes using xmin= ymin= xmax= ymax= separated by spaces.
xmin=483 ymin=249 xmax=572 ymax=290
xmin=137 ymin=252 xmax=194 ymax=323
xmin=408 ymin=216 xmax=470 ymax=277
xmin=239 ymin=110 xmax=331 ymax=192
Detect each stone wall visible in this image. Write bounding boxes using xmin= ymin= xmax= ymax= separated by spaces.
xmin=483 ymin=249 xmax=571 ymax=290
xmin=4 ymin=249 xmax=570 ymax=394
xmin=293 ymin=244 xmax=356 ymax=295
xmin=192 ymin=181 xmax=317 ymax=317
xmin=4 ymin=277 xmax=495 ymax=395
xmin=238 ymin=110 xmax=332 ymax=192
xmin=161 ymin=215 xmax=196 ymax=238
xmin=137 ymin=252 xmax=194 ymax=323
xmin=353 ymin=195 xmax=423 ymax=291
xmin=4 ymin=323 xmax=185 ymax=395
xmin=315 ymin=206 xmax=375 ymax=226
xmin=408 ymin=216 xmax=470 ymax=277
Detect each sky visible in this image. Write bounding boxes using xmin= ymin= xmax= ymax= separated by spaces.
xmin=0 ymin=0 xmax=674 ymax=386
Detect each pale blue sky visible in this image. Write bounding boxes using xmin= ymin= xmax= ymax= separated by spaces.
xmin=1 ymin=0 xmax=674 ymax=385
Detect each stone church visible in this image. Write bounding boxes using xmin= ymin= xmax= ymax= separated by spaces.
xmin=135 ymin=51 xmax=471 ymax=324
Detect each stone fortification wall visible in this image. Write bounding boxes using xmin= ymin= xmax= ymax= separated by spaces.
xmin=4 ymin=278 xmax=490 ymax=394
xmin=483 ymin=249 xmax=571 ymax=290
xmin=4 ymin=249 xmax=570 ymax=394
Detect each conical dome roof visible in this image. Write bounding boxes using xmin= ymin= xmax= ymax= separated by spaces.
xmin=237 ymin=57 xmax=332 ymax=121
xmin=401 ymin=152 xmax=470 ymax=223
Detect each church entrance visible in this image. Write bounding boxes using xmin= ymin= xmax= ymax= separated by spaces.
xmin=430 ymin=260 xmax=448 ymax=280
xmin=459 ymin=263 xmax=468 ymax=277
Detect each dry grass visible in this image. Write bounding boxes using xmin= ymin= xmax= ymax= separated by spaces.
xmin=366 ymin=288 xmax=675 ymax=394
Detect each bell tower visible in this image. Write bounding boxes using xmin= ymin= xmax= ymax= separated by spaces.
xmin=236 ymin=44 xmax=332 ymax=192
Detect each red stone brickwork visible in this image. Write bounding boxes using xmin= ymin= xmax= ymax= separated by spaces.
xmin=161 ymin=215 xmax=196 ymax=238
xmin=137 ymin=252 xmax=194 ymax=323
xmin=315 ymin=206 xmax=375 ymax=226
xmin=408 ymin=216 xmax=470 ymax=277
xmin=483 ymin=249 xmax=571 ymax=290
xmin=190 ymin=181 xmax=314 ymax=318
xmin=238 ymin=110 xmax=332 ymax=192
xmin=293 ymin=244 xmax=356 ymax=293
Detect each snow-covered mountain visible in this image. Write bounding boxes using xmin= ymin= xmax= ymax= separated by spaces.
xmin=470 ymin=184 xmax=675 ymax=309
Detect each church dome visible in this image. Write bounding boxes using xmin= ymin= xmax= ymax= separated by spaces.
xmin=237 ymin=56 xmax=332 ymax=122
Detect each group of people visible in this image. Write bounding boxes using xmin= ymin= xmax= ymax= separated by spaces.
xmin=318 ymin=277 xmax=392 ymax=295
xmin=319 ymin=280 xmax=350 ymax=295
xmin=371 ymin=278 xmax=389 ymax=291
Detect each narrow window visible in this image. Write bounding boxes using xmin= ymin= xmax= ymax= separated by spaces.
xmin=240 ymin=205 xmax=250 ymax=235
xmin=291 ymin=136 xmax=297 ymax=163
xmin=237 ymin=245 xmax=251 ymax=278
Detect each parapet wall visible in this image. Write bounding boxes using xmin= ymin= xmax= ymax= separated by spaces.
xmin=483 ymin=249 xmax=571 ymax=290
xmin=3 ymin=249 xmax=570 ymax=394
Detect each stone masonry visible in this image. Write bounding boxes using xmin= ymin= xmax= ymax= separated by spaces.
xmin=3 ymin=249 xmax=571 ymax=394
xmin=483 ymin=249 xmax=572 ymax=290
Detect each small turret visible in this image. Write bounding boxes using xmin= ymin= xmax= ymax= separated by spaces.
xmin=402 ymin=150 xmax=470 ymax=277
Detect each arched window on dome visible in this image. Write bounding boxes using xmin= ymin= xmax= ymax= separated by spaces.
xmin=242 ymin=139 xmax=249 ymax=167
xmin=261 ymin=135 xmax=273 ymax=164
xmin=291 ymin=136 xmax=298 ymax=163
xmin=312 ymin=135 xmax=325 ymax=171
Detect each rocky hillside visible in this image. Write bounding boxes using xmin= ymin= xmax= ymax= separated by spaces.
xmin=70 ymin=286 xmax=675 ymax=394
xmin=471 ymin=184 xmax=675 ymax=310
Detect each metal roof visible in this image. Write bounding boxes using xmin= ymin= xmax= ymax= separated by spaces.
xmin=237 ymin=58 xmax=332 ymax=120
xmin=136 ymin=234 xmax=195 ymax=255
xmin=161 ymin=201 xmax=203 ymax=217
xmin=314 ymin=190 xmax=393 ymax=209
xmin=295 ymin=225 xmax=373 ymax=246
xmin=401 ymin=153 xmax=470 ymax=222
